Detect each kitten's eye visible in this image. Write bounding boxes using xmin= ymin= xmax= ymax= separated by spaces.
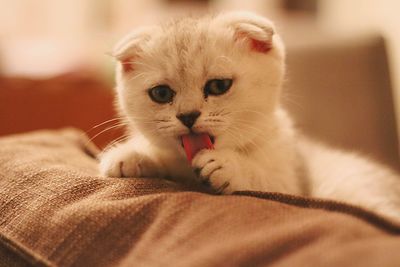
xmin=204 ymin=79 xmax=233 ymax=96
xmin=148 ymin=85 xmax=175 ymax=104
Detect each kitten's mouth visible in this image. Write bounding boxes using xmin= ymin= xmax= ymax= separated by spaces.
xmin=179 ymin=134 xmax=215 ymax=147
xmin=210 ymin=135 xmax=215 ymax=144
xmin=180 ymin=133 xmax=215 ymax=162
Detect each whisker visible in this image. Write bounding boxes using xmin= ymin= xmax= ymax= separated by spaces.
xmin=232 ymin=119 xmax=267 ymax=135
xmin=224 ymin=128 xmax=251 ymax=155
xmin=230 ymin=109 xmax=269 ymax=117
xmin=281 ymin=92 xmax=304 ymax=110
xmin=209 ymin=109 xmax=225 ymax=117
xmin=219 ymin=111 xmax=231 ymax=116
xmin=204 ymin=119 xmax=224 ymax=123
xmin=127 ymin=72 xmax=148 ymax=82
xmin=157 ymin=125 xmax=174 ymax=130
xmin=102 ymin=134 xmax=131 ymax=152
xmin=83 ymin=118 xmax=126 ymax=138
xmin=153 ymin=119 xmax=172 ymax=122
xmin=225 ymin=128 xmax=256 ymax=156
xmin=86 ymin=123 xmax=127 ymax=145
xmin=227 ymin=124 xmax=270 ymax=160
xmin=91 ymin=118 xmax=123 ymax=129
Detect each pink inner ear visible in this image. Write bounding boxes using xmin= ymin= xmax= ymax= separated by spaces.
xmin=235 ymin=32 xmax=272 ymax=53
xmin=250 ymin=39 xmax=272 ymax=53
xmin=121 ymin=57 xmax=134 ymax=73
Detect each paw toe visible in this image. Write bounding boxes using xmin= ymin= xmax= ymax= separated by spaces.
xmin=199 ymin=161 xmax=222 ymax=179
xmin=192 ymin=150 xmax=216 ymax=169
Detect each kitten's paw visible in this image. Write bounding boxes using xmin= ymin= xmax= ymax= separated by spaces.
xmin=192 ymin=149 xmax=246 ymax=194
xmin=99 ymin=147 xmax=159 ymax=178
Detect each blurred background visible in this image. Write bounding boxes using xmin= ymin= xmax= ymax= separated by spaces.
xmin=0 ymin=0 xmax=400 ymax=169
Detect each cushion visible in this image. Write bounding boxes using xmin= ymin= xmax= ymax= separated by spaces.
xmin=1 ymin=129 xmax=400 ymax=267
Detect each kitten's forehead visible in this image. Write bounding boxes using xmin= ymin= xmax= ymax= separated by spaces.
xmin=164 ymin=19 xmax=209 ymax=77
xmin=143 ymin=17 xmax=231 ymax=89
xmin=162 ymin=17 xmax=210 ymax=53
xmin=116 ymin=11 xmax=283 ymax=89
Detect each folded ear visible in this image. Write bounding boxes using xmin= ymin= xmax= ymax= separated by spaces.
xmin=217 ymin=11 xmax=275 ymax=53
xmin=112 ymin=26 xmax=157 ymax=73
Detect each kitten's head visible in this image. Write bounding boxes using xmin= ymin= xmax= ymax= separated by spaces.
xmin=113 ymin=11 xmax=285 ymax=153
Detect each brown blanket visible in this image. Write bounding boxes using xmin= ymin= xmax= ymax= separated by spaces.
xmin=1 ymin=129 xmax=400 ymax=267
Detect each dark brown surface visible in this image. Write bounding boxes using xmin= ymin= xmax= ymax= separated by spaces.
xmin=0 ymin=74 xmax=124 ymax=149
xmin=1 ymin=129 xmax=400 ymax=267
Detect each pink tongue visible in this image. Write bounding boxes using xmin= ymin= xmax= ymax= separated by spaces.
xmin=181 ymin=133 xmax=214 ymax=162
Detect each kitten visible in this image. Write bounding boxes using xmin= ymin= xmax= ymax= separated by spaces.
xmin=99 ymin=11 xmax=400 ymax=220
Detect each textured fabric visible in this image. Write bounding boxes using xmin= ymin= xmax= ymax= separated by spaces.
xmin=1 ymin=129 xmax=400 ymax=267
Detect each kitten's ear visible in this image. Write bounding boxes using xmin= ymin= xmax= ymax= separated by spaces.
xmin=217 ymin=11 xmax=275 ymax=53
xmin=112 ymin=27 xmax=157 ymax=73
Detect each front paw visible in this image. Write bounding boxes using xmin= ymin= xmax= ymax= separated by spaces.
xmin=99 ymin=147 xmax=158 ymax=178
xmin=192 ymin=149 xmax=243 ymax=194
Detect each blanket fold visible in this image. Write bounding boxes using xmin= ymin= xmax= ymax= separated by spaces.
xmin=1 ymin=128 xmax=399 ymax=267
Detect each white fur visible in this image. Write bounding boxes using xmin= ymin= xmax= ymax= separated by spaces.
xmin=99 ymin=11 xmax=400 ymax=220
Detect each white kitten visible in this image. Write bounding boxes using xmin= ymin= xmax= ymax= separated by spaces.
xmin=99 ymin=12 xmax=400 ymax=220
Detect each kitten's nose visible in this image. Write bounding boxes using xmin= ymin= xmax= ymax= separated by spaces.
xmin=176 ymin=111 xmax=201 ymax=128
